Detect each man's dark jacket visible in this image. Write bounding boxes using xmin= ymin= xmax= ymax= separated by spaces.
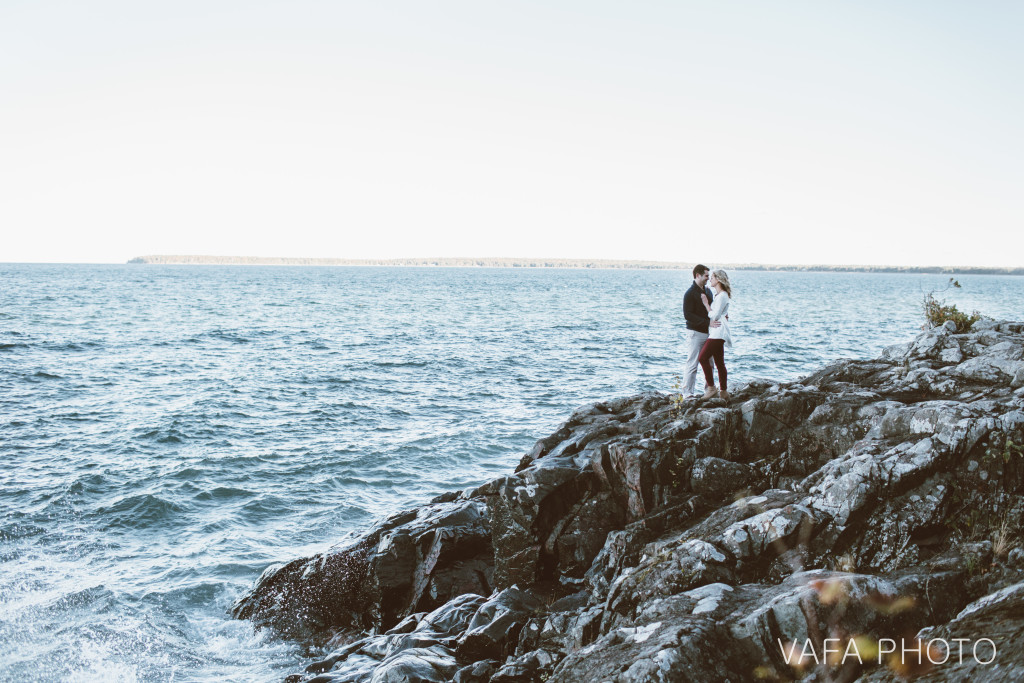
xmin=683 ymin=281 xmax=714 ymax=334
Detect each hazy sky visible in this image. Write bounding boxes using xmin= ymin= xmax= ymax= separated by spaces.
xmin=2 ymin=1 xmax=1021 ymax=265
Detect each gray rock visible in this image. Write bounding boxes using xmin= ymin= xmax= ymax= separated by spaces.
xmin=690 ymin=457 xmax=754 ymax=499
xmin=233 ymin=499 xmax=493 ymax=640
xmin=236 ymin=320 xmax=1024 ymax=683
xmin=491 ymin=649 xmax=563 ymax=682
xmin=455 ymin=586 xmax=545 ymax=661
xmin=452 ymin=659 xmax=499 ymax=683
xmin=367 ymin=645 xmax=458 ymax=683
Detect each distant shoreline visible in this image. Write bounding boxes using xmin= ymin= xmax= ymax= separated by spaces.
xmin=125 ymin=255 xmax=1024 ymax=275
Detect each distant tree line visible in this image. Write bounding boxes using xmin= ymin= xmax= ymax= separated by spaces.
xmin=127 ymin=255 xmax=1024 ymax=275
xmin=128 ymin=255 xmax=691 ymax=269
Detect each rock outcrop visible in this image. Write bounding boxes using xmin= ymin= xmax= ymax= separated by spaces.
xmin=234 ymin=320 xmax=1024 ymax=682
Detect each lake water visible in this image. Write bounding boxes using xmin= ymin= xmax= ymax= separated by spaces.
xmin=2 ymin=265 xmax=1022 ymax=681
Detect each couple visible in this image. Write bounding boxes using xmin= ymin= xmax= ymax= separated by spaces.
xmin=682 ymin=264 xmax=733 ymax=401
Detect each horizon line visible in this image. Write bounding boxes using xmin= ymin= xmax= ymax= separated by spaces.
xmin=116 ymin=255 xmax=1024 ymax=273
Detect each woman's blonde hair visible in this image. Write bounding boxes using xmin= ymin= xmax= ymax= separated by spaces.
xmin=711 ymin=269 xmax=732 ymax=298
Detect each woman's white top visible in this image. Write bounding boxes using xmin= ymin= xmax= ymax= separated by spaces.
xmin=708 ymin=290 xmax=732 ymax=348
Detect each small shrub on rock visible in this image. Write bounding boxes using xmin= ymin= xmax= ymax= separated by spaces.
xmin=922 ymin=278 xmax=980 ymax=332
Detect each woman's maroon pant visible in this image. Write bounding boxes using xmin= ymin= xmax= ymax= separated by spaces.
xmin=698 ymin=338 xmax=727 ymax=390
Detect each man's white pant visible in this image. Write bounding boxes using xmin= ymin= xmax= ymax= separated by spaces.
xmin=683 ymin=330 xmax=709 ymax=394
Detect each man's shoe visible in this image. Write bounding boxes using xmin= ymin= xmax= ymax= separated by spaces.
xmin=702 ymin=387 xmax=719 ymax=399
xmin=719 ymin=390 xmax=730 ymax=401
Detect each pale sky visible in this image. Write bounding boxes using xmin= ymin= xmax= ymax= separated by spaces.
xmin=2 ymin=1 xmax=1021 ymax=266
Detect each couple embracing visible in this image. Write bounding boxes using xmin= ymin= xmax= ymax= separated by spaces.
xmin=682 ymin=264 xmax=733 ymax=401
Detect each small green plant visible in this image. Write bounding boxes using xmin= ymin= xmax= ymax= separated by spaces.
xmin=922 ymin=278 xmax=980 ymax=332
xmin=670 ymin=376 xmax=688 ymax=414
xmin=981 ymin=432 xmax=1024 ymax=466
xmin=993 ymin=437 xmax=1024 ymax=464
xmin=963 ymin=551 xmax=980 ymax=576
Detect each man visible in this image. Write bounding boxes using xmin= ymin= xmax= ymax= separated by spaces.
xmin=682 ymin=264 xmax=714 ymax=397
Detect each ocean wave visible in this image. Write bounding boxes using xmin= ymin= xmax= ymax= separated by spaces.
xmin=31 ymin=341 xmax=104 ymax=352
xmin=169 ymin=467 xmax=206 ymax=480
xmin=31 ymin=371 xmax=63 ymax=380
xmin=192 ymin=487 xmax=254 ymax=502
xmin=62 ymin=474 xmax=110 ymax=497
xmin=94 ymin=494 xmax=186 ymax=529
xmin=239 ymin=495 xmax=296 ymax=518
xmin=207 ymin=330 xmax=252 ymax=344
xmin=184 ymin=329 xmax=281 ymax=345
xmin=147 ymin=580 xmax=225 ymax=607
xmin=136 ymin=427 xmax=188 ymax=444
xmin=0 ymin=522 xmax=46 ymax=542
xmin=370 ymin=359 xmax=430 ymax=368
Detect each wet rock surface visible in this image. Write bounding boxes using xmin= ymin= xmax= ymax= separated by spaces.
xmin=236 ymin=321 xmax=1024 ymax=681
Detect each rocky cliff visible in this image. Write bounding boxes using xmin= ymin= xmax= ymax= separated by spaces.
xmin=233 ymin=320 xmax=1024 ymax=682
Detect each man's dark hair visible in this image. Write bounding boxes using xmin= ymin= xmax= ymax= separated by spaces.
xmin=692 ymin=264 xmax=709 ymax=278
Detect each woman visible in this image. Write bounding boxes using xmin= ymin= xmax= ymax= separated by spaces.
xmin=698 ymin=270 xmax=733 ymax=400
